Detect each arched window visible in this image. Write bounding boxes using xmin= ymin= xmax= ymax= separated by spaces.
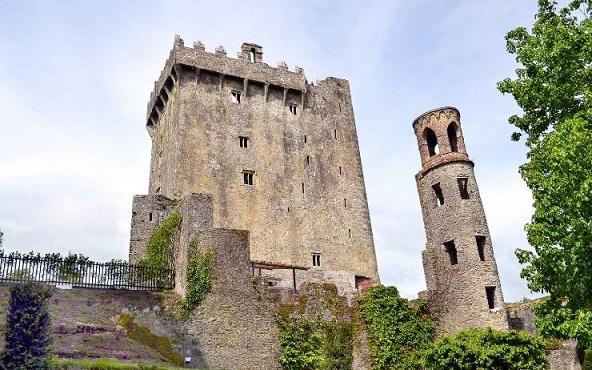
xmin=447 ymin=123 xmax=458 ymax=152
xmin=424 ymin=128 xmax=439 ymax=156
xmin=249 ymin=48 xmax=256 ymax=63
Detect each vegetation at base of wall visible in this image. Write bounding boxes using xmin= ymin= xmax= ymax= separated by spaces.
xmin=48 ymin=356 xmax=190 ymax=370
xmin=142 ymin=212 xmax=182 ymax=271
xmin=180 ymin=237 xmax=214 ymax=319
xmin=583 ymin=349 xmax=592 ymax=370
xmin=116 ymin=314 xmax=183 ymax=366
xmin=419 ymin=328 xmax=550 ymax=370
xmin=277 ymin=283 xmax=355 ymax=370
xmin=3 ymin=282 xmax=53 ymax=370
xmin=358 ymin=285 xmax=435 ymax=370
xmin=277 ymin=319 xmax=354 ymax=370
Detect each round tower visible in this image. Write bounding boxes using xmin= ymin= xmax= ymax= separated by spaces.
xmin=413 ymin=107 xmax=508 ymax=334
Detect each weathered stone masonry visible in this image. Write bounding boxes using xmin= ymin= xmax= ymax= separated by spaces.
xmin=413 ymin=107 xmax=508 ymax=334
xmin=130 ymin=35 xmax=380 ymax=292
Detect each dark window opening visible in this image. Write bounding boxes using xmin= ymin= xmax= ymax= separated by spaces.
xmin=425 ymin=128 xmax=439 ymax=156
xmin=149 ymin=213 xmax=153 ymax=222
xmin=348 ymin=229 xmax=352 ymax=238
xmin=306 ymin=155 xmax=310 ymax=165
xmin=338 ymin=103 xmax=341 ymax=112
xmin=156 ymin=187 xmax=161 ymax=194
xmin=312 ymin=252 xmax=321 ymax=267
xmin=344 ymin=198 xmax=347 ymax=208
xmin=287 ymin=207 xmax=290 ymax=213
xmin=486 ymin=286 xmax=496 ymax=309
xmin=239 ymin=136 xmax=249 ymax=148
xmin=476 ymin=236 xmax=486 ymax=261
xmin=231 ymin=90 xmax=241 ymax=103
xmin=243 ymin=170 xmax=254 ymax=185
xmin=339 ymin=166 xmax=342 ymax=175
xmin=444 ymin=240 xmax=458 ymax=265
xmin=334 ymin=129 xmax=337 ymax=140
xmin=302 ymin=182 xmax=305 ymax=194
xmin=457 ymin=177 xmax=469 ymax=199
xmin=304 ymin=135 xmax=307 ymax=143
xmin=289 ymin=104 xmax=297 ymax=115
xmin=432 ymin=183 xmax=444 ymax=206
xmin=448 ymin=123 xmax=459 ymax=152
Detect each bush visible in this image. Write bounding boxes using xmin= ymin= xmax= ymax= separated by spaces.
xmin=278 ymin=320 xmax=325 ymax=370
xmin=180 ymin=237 xmax=214 ymax=318
xmin=583 ymin=349 xmax=592 ymax=370
xmin=3 ymin=283 xmax=52 ymax=369
xmin=358 ymin=285 xmax=435 ymax=370
xmin=143 ymin=212 xmax=181 ymax=271
xmin=420 ymin=328 xmax=549 ymax=370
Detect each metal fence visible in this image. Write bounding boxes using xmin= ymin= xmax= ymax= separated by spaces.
xmin=0 ymin=256 xmax=175 ymax=291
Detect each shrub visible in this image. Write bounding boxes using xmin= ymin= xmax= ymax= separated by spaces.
xmin=278 ymin=320 xmax=325 ymax=370
xmin=358 ymin=285 xmax=435 ymax=370
xmin=180 ymin=237 xmax=215 ymax=318
xmin=3 ymin=282 xmax=52 ymax=369
xmin=420 ymin=328 xmax=549 ymax=370
xmin=583 ymin=349 xmax=592 ymax=370
xmin=143 ymin=212 xmax=181 ymax=271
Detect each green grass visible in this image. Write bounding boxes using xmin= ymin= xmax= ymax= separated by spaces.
xmin=48 ymin=356 xmax=191 ymax=370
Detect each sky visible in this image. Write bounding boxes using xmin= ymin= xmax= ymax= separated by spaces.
xmin=0 ymin=1 xmax=541 ymax=301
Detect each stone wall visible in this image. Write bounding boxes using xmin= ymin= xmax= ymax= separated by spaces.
xmin=414 ymin=107 xmax=508 ymax=334
xmin=139 ymin=36 xmax=379 ymax=287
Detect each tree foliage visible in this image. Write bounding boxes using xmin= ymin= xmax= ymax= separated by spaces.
xmin=358 ymin=285 xmax=435 ymax=370
xmin=420 ymin=328 xmax=549 ymax=370
xmin=3 ymin=283 xmax=52 ymax=369
xmin=497 ymin=0 xmax=592 ymax=345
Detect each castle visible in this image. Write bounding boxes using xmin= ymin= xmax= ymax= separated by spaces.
xmin=128 ymin=35 xmax=508 ymax=340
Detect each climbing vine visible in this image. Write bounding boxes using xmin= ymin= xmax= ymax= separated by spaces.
xmin=358 ymin=285 xmax=435 ymax=370
xmin=180 ymin=237 xmax=214 ymax=319
xmin=142 ymin=211 xmax=181 ymax=270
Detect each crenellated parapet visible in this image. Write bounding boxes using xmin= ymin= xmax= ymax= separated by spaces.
xmin=146 ymin=35 xmax=308 ymax=128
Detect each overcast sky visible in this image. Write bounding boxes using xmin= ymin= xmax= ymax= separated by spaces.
xmin=0 ymin=1 xmax=542 ymax=301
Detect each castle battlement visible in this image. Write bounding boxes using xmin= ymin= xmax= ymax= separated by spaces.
xmin=146 ymin=35 xmax=308 ymax=125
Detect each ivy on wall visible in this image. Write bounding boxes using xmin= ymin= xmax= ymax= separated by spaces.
xmin=358 ymin=285 xmax=435 ymax=370
xmin=142 ymin=212 xmax=182 ymax=270
xmin=180 ymin=237 xmax=215 ymax=319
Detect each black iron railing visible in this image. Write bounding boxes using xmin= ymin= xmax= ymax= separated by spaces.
xmin=0 ymin=256 xmax=174 ymax=291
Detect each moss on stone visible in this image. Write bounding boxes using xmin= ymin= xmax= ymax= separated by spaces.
xmin=116 ymin=314 xmax=183 ymax=366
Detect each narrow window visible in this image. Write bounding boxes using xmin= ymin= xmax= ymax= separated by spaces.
xmin=289 ymin=104 xmax=297 ymax=115
xmin=338 ymin=103 xmax=341 ymax=112
xmin=444 ymin=241 xmax=458 ymax=265
xmin=448 ymin=123 xmax=459 ymax=152
xmin=312 ymin=252 xmax=321 ymax=267
xmin=306 ymin=155 xmax=310 ymax=165
xmin=304 ymin=135 xmax=307 ymax=143
xmin=158 ymin=150 xmax=163 ymax=158
xmin=476 ymin=236 xmax=486 ymax=261
xmin=239 ymin=136 xmax=249 ymax=148
xmin=231 ymin=90 xmax=241 ymax=104
xmin=301 ymin=182 xmax=305 ymax=194
xmin=334 ymin=129 xmax=337 ymax=140
xmin=339 ymin=166 xmax=342 ymax=175
xmin=344 ymin=198 xmax=347 ymax=208
xmin=425 ymin=128 xmax=439 ymax=156
xmin=486 ymin=286 xmax=496 ymax=309
xmin=242 ymin=170 xmax=254 ymax=185
xmin=348 ymin=229 xmax=352 ymax=238
xmin=156 ymin=187 xmax=161 ymax=194
xmin=457 ymin=177 xmax=469 ymax=199
xmin=249 ymin=48 xmax=256 ymax=63
xmin=149 ymin=213 xmax=153 ymax=222
xmin=287 ymin=207 xmax=290 ymax=213
xmin=432 ymin=183 xmax=444 ymax=206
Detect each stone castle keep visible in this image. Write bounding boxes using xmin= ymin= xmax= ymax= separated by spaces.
xmin=126 ymin=36 xmax=512 ymax=367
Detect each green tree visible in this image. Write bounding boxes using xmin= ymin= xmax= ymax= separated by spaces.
xmin=3 ymin=283 xmax=52 ymax=369
xmin=497 ymin=0 xmax=592 ymax=346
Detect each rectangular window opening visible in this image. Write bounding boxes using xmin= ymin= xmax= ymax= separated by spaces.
xmin=344 ymin=198 xmax=347 ymax=208
xmin=348 ymin=229 xmax=352 ymax=238
xmin=301 ymin=182 xmax=305 ymax=194
xmin=443 ymin=240 xmax=458 ymax=265
xmin=486 ymin=286 xmax=496 ymax=309
xmin=242 ymin=170 xmax=254 ymax=185
xmin=312 ymin=252 xmax=321 ymax=267
xmin=458 ymin=177 xmax=470 ymax=199
xmin=432 ymin=183 xmax=444 ymax=206
xmin=239 ymin=136 xmax=249 ymax=148
xmin=149 ymin=213 xmax=153 ymax=222
xmin=231 ymin=90 xmax=242 ymax=103
xmin=306 ymin=155 xmax=310 ymax=165
xmin=339 ymin=166 xmax=342 ymax=175
xmin=304 ymin=135 xmax=307 ymax=143
xmin=334 ymin=129 xmax=337 ymax=140
xmin=476 ymin=236 xmax=486 ymax=261
xmin=289 ymin=104 xmax=297 ymax=115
